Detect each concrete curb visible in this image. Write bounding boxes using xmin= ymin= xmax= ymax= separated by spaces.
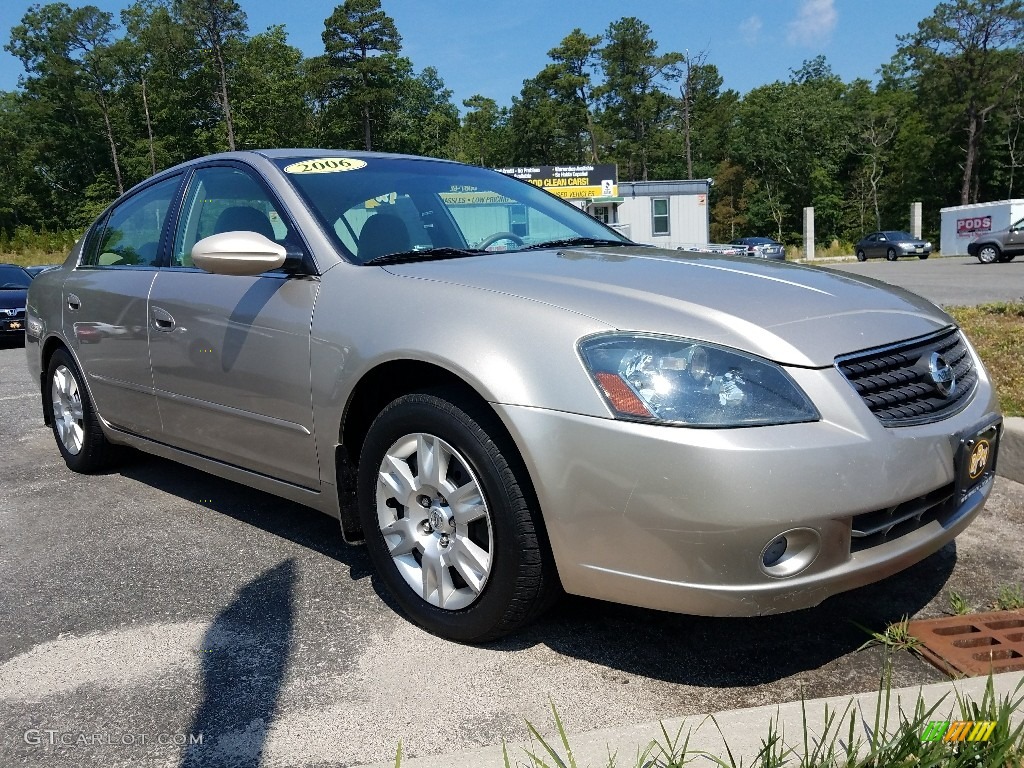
xmin=999 ymin=417 xmax=1024 ymax=486
xmin=360 ymin=672 xmax=1024 ymax=767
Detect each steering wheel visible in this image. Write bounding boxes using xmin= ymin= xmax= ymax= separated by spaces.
xmin=477 ymin=232 xmax=525 ymax=250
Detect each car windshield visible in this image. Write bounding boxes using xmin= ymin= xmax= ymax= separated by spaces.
xmin=0 ymin=265 xmax=31 ymax=289
xmin=273 ymin=156 xmax=629 ymax=265
xmin=883 ymin=231 xmax=916 ymax=240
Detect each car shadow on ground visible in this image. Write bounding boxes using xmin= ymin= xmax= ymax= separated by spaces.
xmin=510 ymin=546 xmax=956 ymax=688
xmin=117 ymin=452 xmax=376 ymax=583
xmin=116 ymin=450 xmax=956 ymax=690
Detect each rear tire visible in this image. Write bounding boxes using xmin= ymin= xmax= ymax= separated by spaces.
xmin=856 ymin=250 xmax=867 ymax=262
xmin=357 ymin=391 xmax=555 ymax=642
xmin=977 ymin=244 xmax=1000 ymax=264
xmin=886 ymin=248 xmax=898 ymax=261
xmin=45 ymin=348 xmax=120 ymax=472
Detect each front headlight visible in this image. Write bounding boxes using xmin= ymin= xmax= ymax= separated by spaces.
xmin=578 ymin=333 xmax=819 ymax=427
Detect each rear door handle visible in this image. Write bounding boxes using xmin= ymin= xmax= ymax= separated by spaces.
xmin=67 ymin=293 xmax=81 ymax=311
xmin=151 ymin=306 xmax=176 ymax=331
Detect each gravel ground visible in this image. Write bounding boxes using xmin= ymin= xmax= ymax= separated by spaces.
xmin=2 ymin=339 xmax=1023 ymax=768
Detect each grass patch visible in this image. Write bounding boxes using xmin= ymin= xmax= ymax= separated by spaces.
xmin=0 ymin=250 xmax=69 ymax=268
xmin=949 ymin=303 xmax=1024 ymax=416
xmin=854 ymin=615 xmax=923 ymax=656
xmin=0 ymin=226 xmax=79 ymax=267
xmin=490 ymin=661 xmax=1024 ymax=768
xmin=947 ymin=590 xmax=971 ymax=616
xmin=992 ymin=583 xmax=1024 ymax=611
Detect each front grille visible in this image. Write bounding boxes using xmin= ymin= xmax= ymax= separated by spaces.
xmin=835 ymin=328 xmax=977 ymax=426
xmin=850 ymin=483 xmax=955 ymax=553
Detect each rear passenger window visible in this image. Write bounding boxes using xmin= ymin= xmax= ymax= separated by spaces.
xmin=82 ymin=176 xmax=180 ymax=267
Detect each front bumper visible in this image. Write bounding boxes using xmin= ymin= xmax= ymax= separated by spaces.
xmin=494 ymin=364 xmax=999 ymax=616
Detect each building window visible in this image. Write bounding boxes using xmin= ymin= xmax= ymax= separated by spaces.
xmin=652 ymin=198 xmax=669 ymax=235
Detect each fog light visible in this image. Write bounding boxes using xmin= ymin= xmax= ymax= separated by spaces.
xmin=762 ymin=536 xmax=788 ymax=568
xmin=760 ymin=528 xmax=821 ymax=578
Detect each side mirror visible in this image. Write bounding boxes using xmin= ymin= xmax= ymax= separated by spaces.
xmin=191 ymin=231 xmax=287 ymax=276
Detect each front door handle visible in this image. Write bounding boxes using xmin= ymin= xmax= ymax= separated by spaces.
xmin=151 ymin=306 xmax=176 ymax=332
xmin=67 ymin=293 xmax=81 ymax=311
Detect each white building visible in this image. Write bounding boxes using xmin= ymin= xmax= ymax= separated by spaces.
xmin=495 ymin=165 xmax=713 ymax=248
xmin=581 ymin=179 xmax=712 ymax=248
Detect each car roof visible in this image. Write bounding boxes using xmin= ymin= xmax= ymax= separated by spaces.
xmin=118 ymin=149 xmax=469 ymax=204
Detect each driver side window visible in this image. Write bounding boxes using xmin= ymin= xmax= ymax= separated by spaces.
xmin=171 ymin=166 xmax=293 ymax=268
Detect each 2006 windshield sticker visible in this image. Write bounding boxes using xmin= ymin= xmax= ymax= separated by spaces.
xmin=283 ymin=158 xmax=367 ymax=174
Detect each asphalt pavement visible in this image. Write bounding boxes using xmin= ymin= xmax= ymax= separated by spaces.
xmin=2 ymin=270 xmax=1024 ymax=768
xmin=824 ymin=254 xmax=1024 ymax=307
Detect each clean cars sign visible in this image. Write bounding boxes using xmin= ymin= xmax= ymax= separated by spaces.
xmin=495 ymin=165 xmax=617 ymax=200
xmin=957 ymin=215 xmax=992 ymax=237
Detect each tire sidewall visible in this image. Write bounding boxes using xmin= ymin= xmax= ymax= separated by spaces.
xmin=856 ymin=250 xmax=866 ymax=262
xmin=356 ymin=393 xmax=536 ymax=642
xmin=886 ymin=248 xmax=898 ymax=261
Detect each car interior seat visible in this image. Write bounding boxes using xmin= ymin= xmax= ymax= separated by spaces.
xmin=213 ymin=206 xmax=276 ymax=241
xmin=357 ymin=213 xmax=411 ymax=262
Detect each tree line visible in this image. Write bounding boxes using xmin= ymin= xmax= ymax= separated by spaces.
xmin=2 ymin=0 xmax=1023 ymax=246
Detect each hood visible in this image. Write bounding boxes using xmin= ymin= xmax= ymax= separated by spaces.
xmin=383 ymin=246 xmax=953 ymax=367
xmin=0 ymin=288 xmax=27 ymax=309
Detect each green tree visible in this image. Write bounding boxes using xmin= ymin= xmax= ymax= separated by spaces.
xmin=892 ymin=0 xmax=1024 ymax=204
xmin=321 ymin=0 xmax=401 ymax=151
xmin=233 ymin=26 xmax=312 ymax=148
xmin=381 ymin=64 xmax=459 ymax=158
xmin=597 ymin=17 xmax=682 ymax=181
xmin=8 ymin=4 xmax=128 ymax=194
xmin=545 ymin=29 xmax=602 ymax=162
xmin=459 ymin=95 xmax=507 ymax=167
xmin=173 ymin=0 xmax=247 ymax=150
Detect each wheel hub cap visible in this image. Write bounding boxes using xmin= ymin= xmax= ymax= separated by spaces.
xmin=376 ymin=433 xmax=493 ymax=611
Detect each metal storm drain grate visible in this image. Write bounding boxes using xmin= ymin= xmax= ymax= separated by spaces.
xmin=908 ymin=610 xmax=1024 ymax=677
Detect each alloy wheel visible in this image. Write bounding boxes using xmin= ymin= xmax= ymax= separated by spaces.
xmin=51 ymin=364 xmax=85 ymax=455
xmin=375 ymin=432 xmax=494 ymax=610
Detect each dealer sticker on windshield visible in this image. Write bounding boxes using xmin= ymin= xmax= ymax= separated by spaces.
xmin=283 ymin=158 xmax=367 ymax=174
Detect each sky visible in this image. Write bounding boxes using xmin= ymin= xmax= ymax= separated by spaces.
xmin=0 ymin=0 xmax=939 ymax=105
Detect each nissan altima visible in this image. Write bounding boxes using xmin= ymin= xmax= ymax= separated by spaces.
xmin=25 ymin=150 xmax=1001 ymax=641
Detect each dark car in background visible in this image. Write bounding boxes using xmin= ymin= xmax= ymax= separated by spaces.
xmin=0 ymin=264 xmax=30 ymax=340
xmin=730 ymin=237 xmax=785 ymax=260
xmin=25 ymin=264 xmax=60 ymax=277
xmin=855 ymin=231 xmax=932 ymax=261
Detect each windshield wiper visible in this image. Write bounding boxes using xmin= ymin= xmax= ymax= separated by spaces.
xmin=362 ymin=247 xmax=486 ymax=266
xmin=520 ymin=237 xmax=634 ymax=251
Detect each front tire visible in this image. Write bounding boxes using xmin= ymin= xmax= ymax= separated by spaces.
xmin=46 ymin=348 xmax=120 ymax=472
xmin=357 ymin=392 xmax=555 ymax=642
xmin=856 ymin=249 xmax=867 ymax=262
xmin=886 ymin=248 xmax=898 ymax=261
xmin=977 ymin=244 xmax=1000 ymax=264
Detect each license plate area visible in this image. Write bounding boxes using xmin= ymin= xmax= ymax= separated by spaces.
xmin=955 ymin=419 xmax=1001 ymax=502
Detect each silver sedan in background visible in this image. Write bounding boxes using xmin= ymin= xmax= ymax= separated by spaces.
xmin=25 ymin=151 xmax=1000 ymax=641
xmin=855 ymin=231 xmax=933 ymax=261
